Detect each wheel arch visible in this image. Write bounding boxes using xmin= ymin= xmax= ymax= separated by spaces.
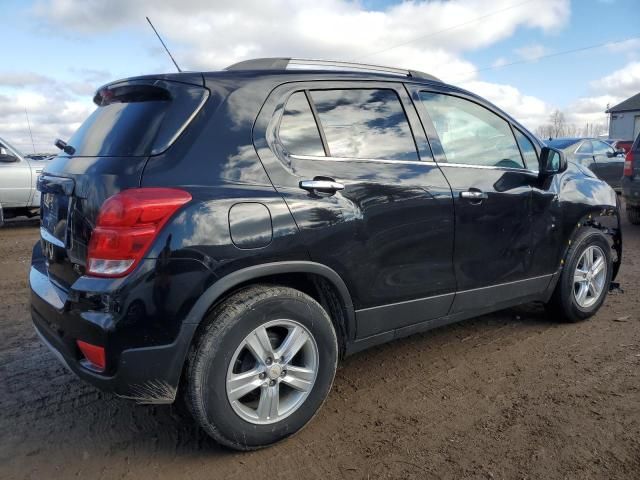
xmin=183 ymin=261 xmax=356 ymax=357
xmin=560 ymin=206 xmax=622 ymax=282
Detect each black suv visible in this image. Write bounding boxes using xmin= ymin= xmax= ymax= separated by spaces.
xmin=31 ymin=58 xmax=622 ymax=450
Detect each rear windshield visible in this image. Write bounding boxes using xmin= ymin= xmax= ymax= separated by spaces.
xmin=546 ymin=139 xmax=579 ymax=150
xmin=64 ymin=80 xmax=208 ymax=157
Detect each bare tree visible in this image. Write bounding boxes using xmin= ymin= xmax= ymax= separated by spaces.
xmin=550 ymin=110 xmax=566 ymax=138
xmin=535 ymin=123 xmax=554 ymax=140
xmin=532 ymin=110 xmax=607 ymax=141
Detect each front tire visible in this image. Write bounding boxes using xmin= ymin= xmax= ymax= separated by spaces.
xmin=546 ymin=227 xmax=612 ymax=322
xmin=184 ymin=285 xmax=338 ymax=450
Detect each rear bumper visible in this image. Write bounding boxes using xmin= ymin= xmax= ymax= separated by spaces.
xmin=29 ymin=248 xmax=199 ymax=404
xmin=622 ymin=176 xmax=640 ymax=207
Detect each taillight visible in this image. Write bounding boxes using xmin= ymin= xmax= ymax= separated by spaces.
xmin=624 ymin=150 xmax=634 ymax=176
xmin=86 ymin=188 xmax=191 ymax=277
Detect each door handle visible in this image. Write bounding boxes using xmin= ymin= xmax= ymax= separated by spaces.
xmin=300 ymin=179 xmax=345 ymax=193
xmin=460 ymin=190 xmax=488 ymax=200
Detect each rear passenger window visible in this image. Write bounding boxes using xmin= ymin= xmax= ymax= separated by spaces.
xmin=514 ymin=128 xmax=538 ymax=169
xmin=593 ymin=140 xmax=614 ymax=155
xmin=279 ymin=92 xmax=325 ymax=156
xmin=577 ymin=141 xmax=593 ymax=154
xmin=419 ymin=92 xmax=525 ymax=169
xmin=310 ymin=89 xmax=419 ymax=161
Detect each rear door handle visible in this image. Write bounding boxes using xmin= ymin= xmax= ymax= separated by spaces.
xmin=460 ymin=190 xmax=488 ymax=200
xmin=300 ymin=179 xmax=345 ymax=193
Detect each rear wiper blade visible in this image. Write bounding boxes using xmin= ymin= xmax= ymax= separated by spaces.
xmin=54 ymin=138 xmax=76 ymax=155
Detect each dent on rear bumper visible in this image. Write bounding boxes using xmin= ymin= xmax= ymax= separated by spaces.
xmin=30 ymin=258 xmax=199 ymax=404
xmin=32 ymin=303 xmax=197 ymax=404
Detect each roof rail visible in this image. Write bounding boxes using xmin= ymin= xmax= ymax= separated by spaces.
xmin=225 ymin=57 xmax=441 ymax=82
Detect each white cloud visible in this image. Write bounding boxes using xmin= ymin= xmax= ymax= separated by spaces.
xmin=0 ymin=83 xmax=95 ymax=153
xmin=492 ymin=57 xmax=509 ymax=68
xmin=0 ymin=72 xmax=52 ymax=87
xmin=34 ymin=0 xmax=570 ymax=73
xmin=591 ymin=61 xmax=640 ymax=100
xmin=514 ymin=44 xmax=549 ymax=62
xmin=4 ymin=0 xmax=571 ymax=150
xmin=559 ymin=61 xmax=640 ymax=133
xmin=605 ymin=38 xmax=640 ymax=53
xmin=461 ymin=80 xmax=552 ymax=129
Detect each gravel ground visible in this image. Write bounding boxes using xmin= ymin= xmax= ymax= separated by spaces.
xmin=0 ymin=213 xmax=638 ymax=480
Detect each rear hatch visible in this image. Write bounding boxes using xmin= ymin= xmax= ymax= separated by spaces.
xmin=38 ymin=76 xmax=209 ymax=290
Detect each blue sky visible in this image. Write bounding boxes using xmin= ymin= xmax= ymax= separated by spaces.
xmin=1 ymin=0 xmax=639 ymax=152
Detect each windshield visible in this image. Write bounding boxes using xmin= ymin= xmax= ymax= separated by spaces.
xmin=547 ymin=139 xmax=579 ymax=150
xmin=64 ymin=80 xmax=208 ymax=157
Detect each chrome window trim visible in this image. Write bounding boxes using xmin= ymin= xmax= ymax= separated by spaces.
xmin=163 ymin=89 xmax=210 ymax=154
xmin=290 ymin=154 xmax=540 ymax=173
xmin=438 ymin=162 xmax=539 ymax=174
xmin=290 ymin=153 xmax=436 ymax=166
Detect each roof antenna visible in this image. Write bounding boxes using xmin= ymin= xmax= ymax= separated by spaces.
xmin=146 ymin=16 xmax=182 ymax=72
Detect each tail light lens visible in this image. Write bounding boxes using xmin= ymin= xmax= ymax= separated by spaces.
xmin=623 ymin=150 xmax=634 ymax=176
xmin=87 ymin=188 xmax=191 ymax=277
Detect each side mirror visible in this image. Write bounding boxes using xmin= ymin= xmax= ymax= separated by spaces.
xmin=540 ymin=146 xmax=567 ymax=176
xmin=0 ymin=153 xmax=18 ymax=163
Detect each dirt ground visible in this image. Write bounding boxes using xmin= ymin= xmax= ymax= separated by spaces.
xmin=0 ymin=213 xmax=639 ymax=480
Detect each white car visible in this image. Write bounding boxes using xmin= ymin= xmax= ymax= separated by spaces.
xmin=0 ymin=136 xmax=44 ymax=224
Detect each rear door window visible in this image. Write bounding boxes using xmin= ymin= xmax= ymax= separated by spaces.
xmin=577 ymin=141 xmax=593 ymax=155
xmin=418 ymin=92 xmax=524 ymax=169
xmin=309 ymin=89 xmax=419 ymax=161
xmin=593 ymin=140 xmax=614 ymax=156
xmin=65 ymin=80 xmax=208 ymax=157
xmin=278 ymin=92 xmax=325 ymax=156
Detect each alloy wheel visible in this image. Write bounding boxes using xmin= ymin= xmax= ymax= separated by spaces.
xmin=225 ymin=319 xmax=319 ymax=425
xmin=573 ymin=245 xmax=607 ymax=309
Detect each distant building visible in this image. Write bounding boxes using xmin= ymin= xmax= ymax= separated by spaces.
xmin=607 ymin=92 xmax=640 ymax=141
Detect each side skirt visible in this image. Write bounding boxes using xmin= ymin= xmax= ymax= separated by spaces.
xmin=346 ymin=272 xmax=558 ymax=355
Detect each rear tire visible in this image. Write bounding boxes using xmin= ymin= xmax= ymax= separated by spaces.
xmin=545 ymin=227 xmax=612 ymax=323
xmin=183 ymin=285 xmax=338 ymax=450
xmin=627 ymin=205 xmax=640 ymax=225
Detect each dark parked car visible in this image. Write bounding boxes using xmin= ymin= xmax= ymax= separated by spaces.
xmin=547 ymin=137 xmax=626 ymax=191
xmin=31 ymin=58 xmax=622 ymax=450
xmin=622 ymin=133 xmax=640 ymax=224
